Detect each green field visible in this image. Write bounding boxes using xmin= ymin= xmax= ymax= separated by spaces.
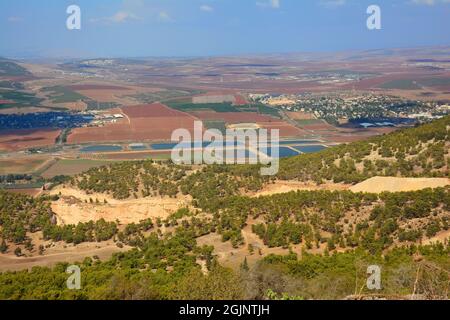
xmin=129 ymin=89 xmax=200 ymax=104
xmin=40 ymin=86 xmax=119 ymax=110
xmin=41 ymin=86 xmax=87 ymax=103
xmin=295 ymin=119 xmax=325 ymax=126
xmin=256 ymin=104 xmax=281 ymax=118
xmin=203 ymin=120 xmax=227 ymax=134
xmin=85 ymin=100 xmax=120 ymax=110
xmin=379 ymin=77 xmax=450 ymax=90
xmin=166 ymin=101 xmax=242 ymax=113
xmin=379 ymin=79 xmax=422 ymax=90
xmin=0 ymin=89 xmax=43 ymax=109
xmin=418 ymin=77 xmax=450 ymax=87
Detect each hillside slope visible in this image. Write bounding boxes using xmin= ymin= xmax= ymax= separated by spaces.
xmin=279 ymin=116 xmax=450 ymax=183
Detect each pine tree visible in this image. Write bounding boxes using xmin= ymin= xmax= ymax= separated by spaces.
xmin=14 ymin=247 xmax=22 ymax=257
xmin=0 ymin=239 xmax=8 ymax=254
xmin=240 ymin=257 xmax=249 ymax=272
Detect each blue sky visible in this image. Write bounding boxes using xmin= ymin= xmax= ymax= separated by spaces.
xmin=0 ymin=0 xmax=449 ymax=58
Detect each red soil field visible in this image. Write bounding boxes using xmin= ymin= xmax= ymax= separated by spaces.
xmin=68 ymin=103 xmax=200 ymax=143
xmin=300 ymin=123 xmax=338 ymax=131
xmin=122 ymin=103 xmax=189 ymax=118
xmin=0 ymin=129 xmax=60 ymax=151
xmin=67 ymin=85 xmax=132 ymax=91
xmin=286 ymin=111 xmax=315 ymax=120
xmin=234 ymin=94 xmax=248 ymax=105
xmin=0 ymin=100 xmax=13 ymax=104
xmin=191 ymin=111 xmax=277 ymax=123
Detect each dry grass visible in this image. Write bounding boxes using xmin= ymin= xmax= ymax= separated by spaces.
xmin=350 ymin=177 xmax=450 ymax=193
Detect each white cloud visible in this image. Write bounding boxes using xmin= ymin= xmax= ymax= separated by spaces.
xmin=158 ymin=11 xmax=174 ymax=22
xmin=91 ymin=0 xmax=176 ymax=25
xmin=411 ymin=0 xmax=450 ymax=5
xmin=319 ymin=0 xmax=347 ymax=8
xmin=200 ymin=5 xmax=214 ymax=12
xmin=91 ymin=11 xmax=140 ymax=24
xmin=257 ymin=0 xmax=280 ymax=9
xmin=111 ymin=11 xmax=140 ymax=23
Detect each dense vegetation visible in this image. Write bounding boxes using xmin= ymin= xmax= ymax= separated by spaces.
xmin=75 ymin=161 xmax=268 ymax=205
xmin=0 ymin=228 xmax=447 ymax=300
xmin=243 ymin=188 xmax=448 ymax=251
xmin=279 ymin=116 xmax=450 ymax=183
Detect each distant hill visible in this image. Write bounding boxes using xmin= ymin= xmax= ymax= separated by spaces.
xmin=0 ymin=58 xmax=31 ymax=77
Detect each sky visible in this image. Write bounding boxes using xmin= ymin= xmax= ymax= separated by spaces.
xmin=0 ymin=0 xmax=449 ymax=58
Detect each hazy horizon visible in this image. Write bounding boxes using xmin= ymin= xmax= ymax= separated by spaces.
xmin=1 ymin=0 xmax=449 ymax=59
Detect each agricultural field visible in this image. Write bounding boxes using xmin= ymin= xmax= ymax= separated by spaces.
xmin=40 ymin=159 xmax=118 ymax=179
xmin=68 ymin=84 xmax=139 ymax=105
xmin=257 ymin=121 xmax=309 ymax=137
xmin=0 ymin=128 xmax=60 ymax=151
xmin=202 ymin=120 xmax=227 ymax=133
xmin=379 ymin=76 xmax=450 ymax=90
xmin=379 ymin=79 xmax=422 ymax=90
xmin=67 ymin=103 xmax=199 ymax=143
xmin=127 ymin=89 xmax=202 ymax=104
xmin=0 ymin=156 xmax=51 ymax=175
xmin=0 ymin=89 xmax=43 ymax=110
xmin=41 ymin=86 xmax=87 ymax=104
xmin=41 ymin=86 xmax=120 ymax=110
xmin=295 ymin=119 xmax=326 ymax=126
xmin=190 ymin=110 xmax=276 ymax=123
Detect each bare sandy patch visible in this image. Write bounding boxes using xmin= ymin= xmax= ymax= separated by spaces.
xmin=350 ymin=177 xmax=450 ymax=194
xmin=0 ymin=238 xmax=130 ymax=272
xmin=251 ymin=180 xmax=350 ymax=197
xmin=49 ymin=186 xmax=192 ymax=225
xmin=423 ymin=229 xmax=450 ymax=246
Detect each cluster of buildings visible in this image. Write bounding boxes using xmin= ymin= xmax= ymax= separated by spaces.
xmin=249 ymin=92 xmax=449 ymax=124
xmin=86 ymin=111 xmax=124 ymax=127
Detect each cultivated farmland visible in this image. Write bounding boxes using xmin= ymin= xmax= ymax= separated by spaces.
xmin=67 ymin=103 xmax=200 ymax=143
xmin=0 ymin=128 xmax=60 ymax=151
